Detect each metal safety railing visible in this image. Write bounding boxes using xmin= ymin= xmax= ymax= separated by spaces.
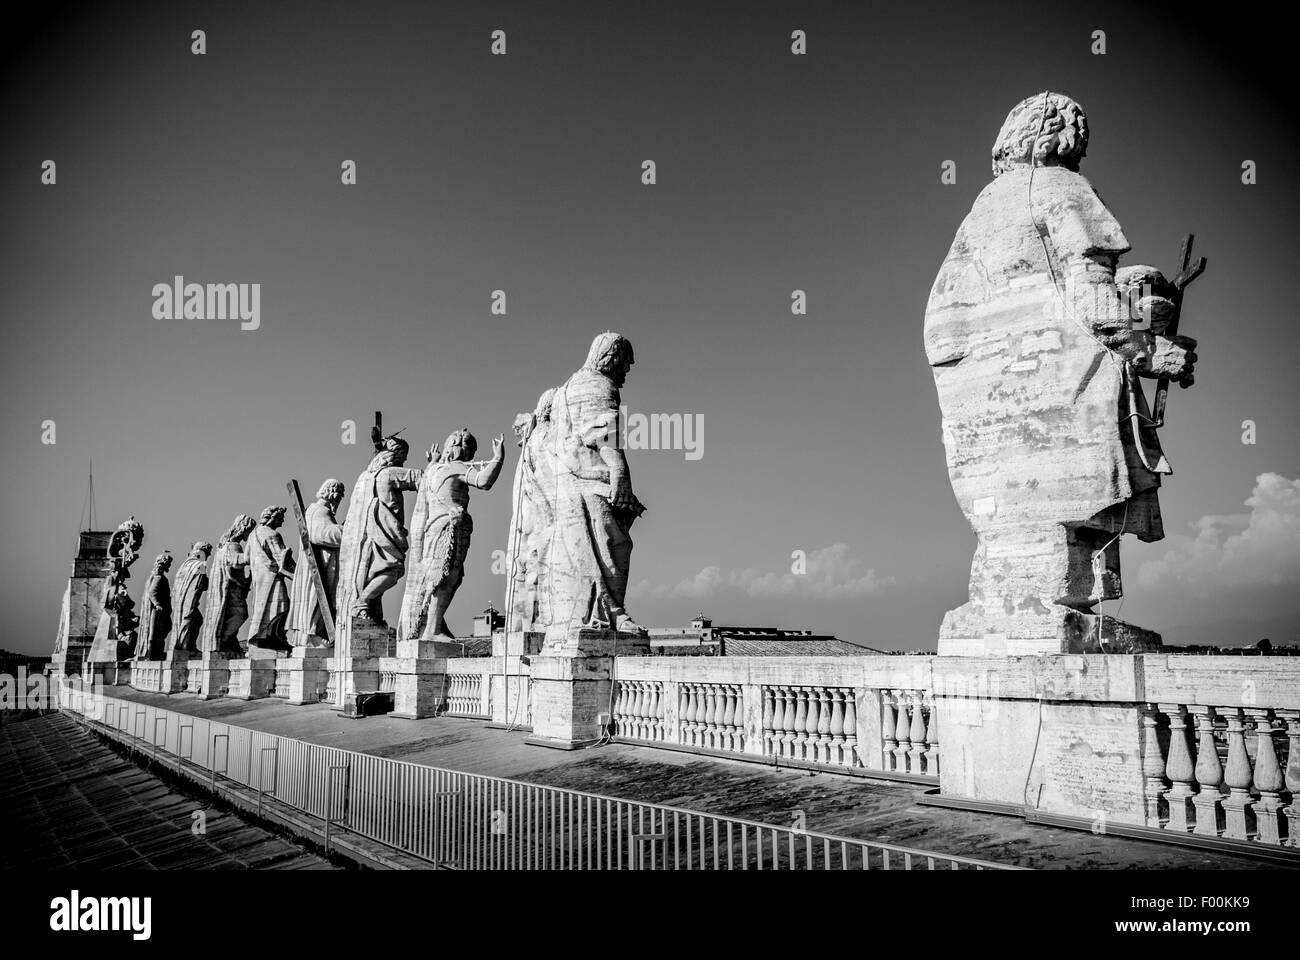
xmin=57 ymin=681 xmax=1020 ymax=870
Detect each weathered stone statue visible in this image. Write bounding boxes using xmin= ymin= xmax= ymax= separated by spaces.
xmin=545 ymin=332 xmax=646 ymax=638
xmin=87 ymin=516 xmax=145 ymax=662
xmin=133 ymin=551 xmax=173 ymax=660
xmin=200 ymin=514 xmax=256 ymax=656
xmin=287 ymin=479 xmax=345 ymax=646
xmin=399 ymin=429 xmax=505 ymax=641
xmin=336 ymin=437 xmax=423 ymax=625
xmin=506 ymin=388 xmax=559 ymax=635
xmin=168 ymin=541 xmax=212 ymax=655
xmin=246 ymin=506 xmax=296 ymax=651
xmin=924 ymin=91 xmax=1198 ymax=655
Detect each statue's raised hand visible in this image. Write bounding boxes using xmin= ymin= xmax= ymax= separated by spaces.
xmin=491 ymin=434 xmax=505 ymax=458
xmin=427 ymin=442 xmax=440 ymax=464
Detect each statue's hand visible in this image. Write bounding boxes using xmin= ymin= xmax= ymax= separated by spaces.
xmin=492 ymin=434 xmax=505 ymax=457
xmin=1148 ymin=334 xmax=1197 ymax=384
xmin=610 ymin=477 xmax=636 ymax=512
xmin=427 ymin=443 xmax=440 ymax=464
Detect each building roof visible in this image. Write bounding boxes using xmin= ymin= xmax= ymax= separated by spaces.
xmin=720 ymin=637 xmax=876 ymax=657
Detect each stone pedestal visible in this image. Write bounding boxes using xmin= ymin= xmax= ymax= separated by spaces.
xmin=277 ymin=644 xmax=332 ymax=704
xmin=85 ymin=660 xmax=130 ymax=686
xmin=525 ymin=630 xmax=649 ymax=749
xmin=227 ymin=646 xmax=279 ymax=700
xmin=196 ymin=654 xmax=232 ymax=700
xmin=130 ymin=660 xmax=164 ymax=693
xmin=932 ymin=655 xmax=1149 ymax=827
xmin=488 ymin=630 xmax=541 ymax=728
xmin=384 ymin=638 xmax=467 ymax=719
xmin=328 ymin=618 xmax=395 ymax=717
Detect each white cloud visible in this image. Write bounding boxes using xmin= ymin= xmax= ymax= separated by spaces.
xmin=629 ymin=543 xmax=894 ymax=601
xmin=1138 ymin=472 xmax=1300 ymax=590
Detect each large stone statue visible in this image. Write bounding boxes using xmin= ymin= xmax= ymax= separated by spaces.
xmin=336 ymin=437 xmax=422 ymax=625
xmin=287 ymin=479 xmax=345 ymax=646
xmin=246 ymin=506 xmax=296 ymax=651
xmin=399 ymin=429 xmax=505 ymax=642
xmin=87 ymin=516 xmax=145 ymax=662
xmin=200 ymin=514 xmax=256 ymax=656
xmin=545 ymin=332 xmax=647 ymax=638
xmin=506 ymin=388 xmax=559 ymax=635
xmin=924 ymin=91 xmax=1198 ymax=655
xmin=168 ymin=541 xmax=212 ymax=655
xmin=133 ymin=551 xmax=173 ymax=660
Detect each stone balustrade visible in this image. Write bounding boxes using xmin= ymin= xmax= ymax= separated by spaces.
xmin=609 ymin=656 xmax=940 ymax=782
xmin=272 ymin=670 xmax=291 ymax=699
xmin=444 ymin=665 xmax=491 ymax=718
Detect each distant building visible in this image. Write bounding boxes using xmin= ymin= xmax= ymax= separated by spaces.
xmin=646 ymin=613 xmax=881 ymax=657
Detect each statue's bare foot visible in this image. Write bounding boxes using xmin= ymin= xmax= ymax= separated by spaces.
xmin=614 ymin=614 xmax=648 ymax=637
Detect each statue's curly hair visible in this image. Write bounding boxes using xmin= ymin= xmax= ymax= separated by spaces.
xmin=259 ymin=505 xmax=287 ymax=525
xmin=991 ymin=92 xmax=1088 ymax=177
xmin=316 ymin=478 xmax=345 ymax=502
xmin=189 ymin=540 xmax=213 ymax=559
xmin=442 ymin=427 xmax=478 ymax=462
xmin=583 ymin=331 xmax=634 ymax=377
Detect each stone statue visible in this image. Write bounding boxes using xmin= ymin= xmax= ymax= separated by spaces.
xmin=399 ymin=429 xmax=505 ymax=641
xmin=287 ymin=479 xmax=345 ymax=646
xmin=506 ymin=388 xmax=559 ymax=634
xmin=336 ymin=437 xmax=422 ymax=625
xmin=924 ymin=91 xmax=1198 ymax=654
xmin=246 ymin=505 xmax=296 ymax=651
xmin=168 ymin=541 xmax=212 ymax=655
xmin=133 ymin=551 xmax=173 ymax=660
xmin=89 ymin=516 xmax=145 ymax=661
xmin=200 ymin=514 xmax=256 ymax=656
xmin=545 ymin=332 xmax=647 ymax=637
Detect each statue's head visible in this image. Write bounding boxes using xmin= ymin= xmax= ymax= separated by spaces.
xmin=512 ymin=412 xmax=533 ymax=443
xmin=153 ymin=551 xmax=173 ymax=575
xmin=441 ymin=428 xmax=478 ymax=463
xmin=316 ymin=478 xmax=345 ymax=507
xmin=188 ymin=540 xmax=213 ymax=561
xmin=222 ymin=513 xmax=256 ymax=545
xmin=991 ymin=91 xmax=1088 ymax=178
xmin=114 ymin=516 xmax=145 ymax=551
xmin=260 ymin=505 xmax=287 ymax=528
xmin=584 ymin=332 xmax=635 ymax=387
xmin=371 ymin=436 xmax=410 ymax=469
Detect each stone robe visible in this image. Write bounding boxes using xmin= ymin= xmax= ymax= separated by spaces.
xmin=506 ymin=417 xmax=558 ymax=634
xmin=546 ymin=366 xmax=633 ymax=633
xmin=247 ymin=523 xmax=295 ymax=647
xmin=134 ymin=572 xmax=171 ymax=660
xmin=201 ymin=540 xmax=251 ymax=656
xmin=287 ymin=500 xmax=343 ymax=645
xmin=169 ymin=556 xmax=210 ymax=655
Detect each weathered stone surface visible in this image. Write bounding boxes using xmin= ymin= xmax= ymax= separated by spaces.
xmin=286 ymin=480 xmax=344 ymax=647
xmin=246 ymin=506 xmax=295 ymax=652
xmin=398 ymin=429 xmax=504 ymax=646
xmin=50 ymin=530 xmax=114 ymax=676
xmin=277 ymin=645 xmax=331 ymax=704
xmin=505 ymin=389 xmax=559 ymax=638
xmin=226 ymin=658 xmax=277 ymax=700
xmin=925 ymin=92 xmax=1197 ymax=654
xmin=133 ymin=552 xmax=173 ymax=661
xmin=167 ymin=541 xmax=211 ymax=656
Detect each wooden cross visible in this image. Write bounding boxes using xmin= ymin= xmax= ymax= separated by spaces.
xmin=1152 ymin=234 xmax=1207 ymax=427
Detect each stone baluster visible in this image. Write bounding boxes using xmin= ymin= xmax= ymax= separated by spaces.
xmin=829 ymin=689 xmax=846 ymax=765
xmin=814 ymin=689 xmax=833 ymax=764
xmin=1220 ymin=708 xmax=1255 ymax=841
xmin=1247 ymin=709 xmax=1285 ymax=845
xmin=780 ymin=686 xmax=797 ymax=758
xmin=880 ymin=691 xmax=898 ymax=770
xmin=924 ymin=696 xmax=940 ymax=776
xmin=1161 ymin=704 xmax=1196 ymax=832
xmin=1281 ymin=711 xmax=1299 ymax=848
xmin=908 ymin=694 xmax=927 ymax=773
xmin=636 ymin=681 xmax=649 ymax=739
xmin=1189 ymin=706 xmax=1224 ymax=837
xmin=678 ymin=684 xmax=692 ymax=746
xmin=1138 ymin=704 xmax=1167 ymax=827
xmin=613 ymin=681 xmax=628 ymax=736
xmin=706 ymin=684 xmax=720 ymax=749
xmin=892 ymin=692 xmax=912 ymax=772
xmin=690 ymin=683 xmax=705 ymax=747
xmin=761 ymin=686 xmax=775 ymax=753
xmin=721 ymin=685 xmax=737 ymax=752
xmin=789 ymin=687 xmax=807 ymax=760
xmin=648 ymin=683 xmax=662 ymax=741
xmin=844 ymin=690 xmax=858 ymax=767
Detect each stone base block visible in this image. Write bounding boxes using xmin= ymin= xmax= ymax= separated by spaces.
xmin=939 ymin=609 xmax=1163 ymax=656
xmin=278 ymin=646 xmax=332 ymax=704
xmin=526 ymin=654 xmax=619 ymax=748
xmin=540 ymin=628 xmax=650 ymax=658
xmin=381 ymin=656 xmax=452 ymax=719
xmin=227 ymin=658 xmax=278 ymax=700
xmin=196 ymin=655 xmax=231 ymax=700
xmin=490 ymin=665 xmax=533 ymax=727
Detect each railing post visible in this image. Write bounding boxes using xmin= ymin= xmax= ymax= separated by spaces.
xmin=1281 ymin=710 xmax=1300 ymax=848
xmin=1220 ymin=708 xmax=1255 ymax=841
xmin=1161 ymin=703 xmax=1196 ymax=832
xmin=1190 ymin=706 xmax=1224 ymax=837
xmin=1139 ymin=704 xmax=1167 ymax=827
xmin=1247 ymin=709 xmax=1285 ymax=845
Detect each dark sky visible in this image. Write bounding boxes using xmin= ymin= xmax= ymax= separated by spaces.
xmin=3 ymin=1 xmax=1297 ymax=655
